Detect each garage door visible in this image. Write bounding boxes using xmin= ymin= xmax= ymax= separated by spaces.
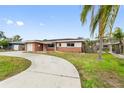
xmin=27 ymin=44 xmax=33 ymax=51
xmin=14 ymin=45 xmax=19 ymax=50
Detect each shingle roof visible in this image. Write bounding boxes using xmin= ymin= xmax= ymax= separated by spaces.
xmin=9 ymin=41 xmax=25 ymax=44
xmin=25 ymin=38 xmax=85 ymax=44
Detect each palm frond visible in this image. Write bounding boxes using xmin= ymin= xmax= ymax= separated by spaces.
xmin=100 ymin=6 xmax=112 ymax=37
xmin=107 ymin=5 xmax=120 ymax=35
xmin=80 ymin=5 xmax=120 ymax=39
xmin=90 ymin=6 xmax=103 ymax=36
xmin=80 ymin=5 xmax=92 ymax=24
xmin=91 ymin=6 xmax=113 ymax=37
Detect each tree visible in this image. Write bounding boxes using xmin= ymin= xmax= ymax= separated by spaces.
xmin=0 ymin=31 xmax=6 ymax=39
xmin=85 ymin=39 xmax=97 ymax=53
xmin=6 ymin=37 xmax=13 ymax=42
xmin=0 ymin=31 xmax=8 ymax=49
xmin=113 ymin=27 xmax=124 ymax=54
xmin=80 ymin=5 xmax=120 ymax=60
xmin=12 ymin=35 xmax=22 ymax=42
xmin=0 ymin=39 xmax=9 ymax=49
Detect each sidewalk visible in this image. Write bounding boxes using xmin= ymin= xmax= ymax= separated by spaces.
xmin=111 ymin=53 xmax=124 ymax=59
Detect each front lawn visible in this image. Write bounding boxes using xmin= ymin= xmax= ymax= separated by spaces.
xmin=0 ymin=56 xmax=31 ymax=80
xmin=46 ymin=52 xmax=124 ymax=88
xmin=0 ymin=49 xmax=8 ymax=52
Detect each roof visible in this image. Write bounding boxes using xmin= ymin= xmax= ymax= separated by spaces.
xmin=24 ymin=40 xmax=42 ymax=43
xmin=25 ymin=38 xmax=85 ymax=44
xmin=9 ymin=41 xmax=25 ymax=44
xmin=103 ymin=42 xmax=120 ymax=45
xmin=43 ymin=38 xmax=84 ymax=41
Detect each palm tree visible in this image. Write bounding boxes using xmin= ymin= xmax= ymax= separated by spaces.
xmin=113 ymin=27 xmax=124 ymax=54
xmin=108 ymin=6 xmax=120 ymax=53
xmin=80 ymin=5 xmax=120 ymax=60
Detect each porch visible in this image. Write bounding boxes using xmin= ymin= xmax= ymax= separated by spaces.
xmin=25 ymin=41 xmax=57 ymax=52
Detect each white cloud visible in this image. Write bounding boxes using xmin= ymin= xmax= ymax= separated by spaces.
xmin=16 ymin=21 xmax=24 ymax=26
xmin=6 ymin=19 xmax=14 ymax=25
xmin=3 ymin=18 xmax=24 ymax=27
xmin=40 ymin=22 xmax=45 ymax=26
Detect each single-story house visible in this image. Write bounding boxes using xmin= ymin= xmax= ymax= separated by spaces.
xmin=8 ymin=42 xmax=25 ymax=51
xmin=103 ymin=42 xmax=122 ymax=54
xmin=25 ymin=38 xmax=85 ymax=53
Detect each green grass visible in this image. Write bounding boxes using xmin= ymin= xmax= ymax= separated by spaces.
xmin=0 ymin=49 xmax=8 ymax=52
xmin=0 ymin=56 xmax=31 ymax=80
xmin=46 ymin=52 xmax=124 ymax=88
xmin=0 ymin=49 xmax=12 ymax=52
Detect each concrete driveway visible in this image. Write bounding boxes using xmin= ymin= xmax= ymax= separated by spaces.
xmin=0 ymin=51 xmax=81 ymax=88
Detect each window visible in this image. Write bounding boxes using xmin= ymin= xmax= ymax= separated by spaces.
xmin=67 ymin=42 xmax=74 ymax=47
xmin=47 ymin=44 xmax=54 ymax=47
xmin=59 ymin=43 xmax=61 ymax=47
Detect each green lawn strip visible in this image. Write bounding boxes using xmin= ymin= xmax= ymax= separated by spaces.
xmin=0 ymin=49 xmax=13 ymax=52
xmin=0 ymin=56 xmax=31 ymax=80
xmin=46 ymin=52 xmax=124 ymax=88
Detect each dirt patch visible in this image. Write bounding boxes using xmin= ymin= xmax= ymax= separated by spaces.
xmin=98 ymin=71 xmax=124 ymax=87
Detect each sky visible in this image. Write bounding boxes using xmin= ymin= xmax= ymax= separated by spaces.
xmin=0 ymin=5 xmax=123 ymax=40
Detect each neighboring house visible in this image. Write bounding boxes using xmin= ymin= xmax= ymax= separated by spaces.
xmin=8 ymin=42 xmax=25 ymax=51
xmin=25 ymin=38 xmax=85 ymax=53
xmin=95 ymin=38 xmax=121 ymax=53
xmin=103 ymin=42 xmax=120 ymax=53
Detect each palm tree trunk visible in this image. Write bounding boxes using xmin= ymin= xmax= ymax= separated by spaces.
xmin=109 ymin=26 xmax=113 ymax=53
xmin=123 ymin=43 xmax=124 ymax=55
xmin=119 ymin=41 xmax=122 ymax=54
xmin=98 ymin=17 xmax=103 ymax=60
xmin=118 ymin=45 xmax=121 ymax=54
xmin=98 ymin=37 xmax=103 ymax=60
xmin=109 ymin=37 xmax=113 ymax=53
xmin=109 ymin=28 xmax=113 ymax=53
xmin=109 ymin=45 xmax=112 ymax=53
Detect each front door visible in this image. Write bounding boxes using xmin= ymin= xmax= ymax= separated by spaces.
xmin=27 ymin=44 xmax=33 ymax=51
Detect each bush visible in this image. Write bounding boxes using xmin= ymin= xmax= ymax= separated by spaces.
xmin=104 ymin=48 xmax=109 ymax=53
xmin=0 ymin=39 xmax=9 ymax=49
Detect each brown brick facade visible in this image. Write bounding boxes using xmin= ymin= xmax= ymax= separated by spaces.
xmin=47 ymin=47 xmax=54 ymax=51
xmin=34 ymin=43 xmax=43 ymax=51
xmin=25 ymin=42 xmax=43 ymax=52
xmin=56 ymin=47 xmax=83 ymax=53
xmin=26 ymin=41 xmax=85 ymax=53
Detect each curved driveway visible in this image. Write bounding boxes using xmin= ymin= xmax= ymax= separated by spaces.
xmin=0 ymin=51 xmax=81 ymax=88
